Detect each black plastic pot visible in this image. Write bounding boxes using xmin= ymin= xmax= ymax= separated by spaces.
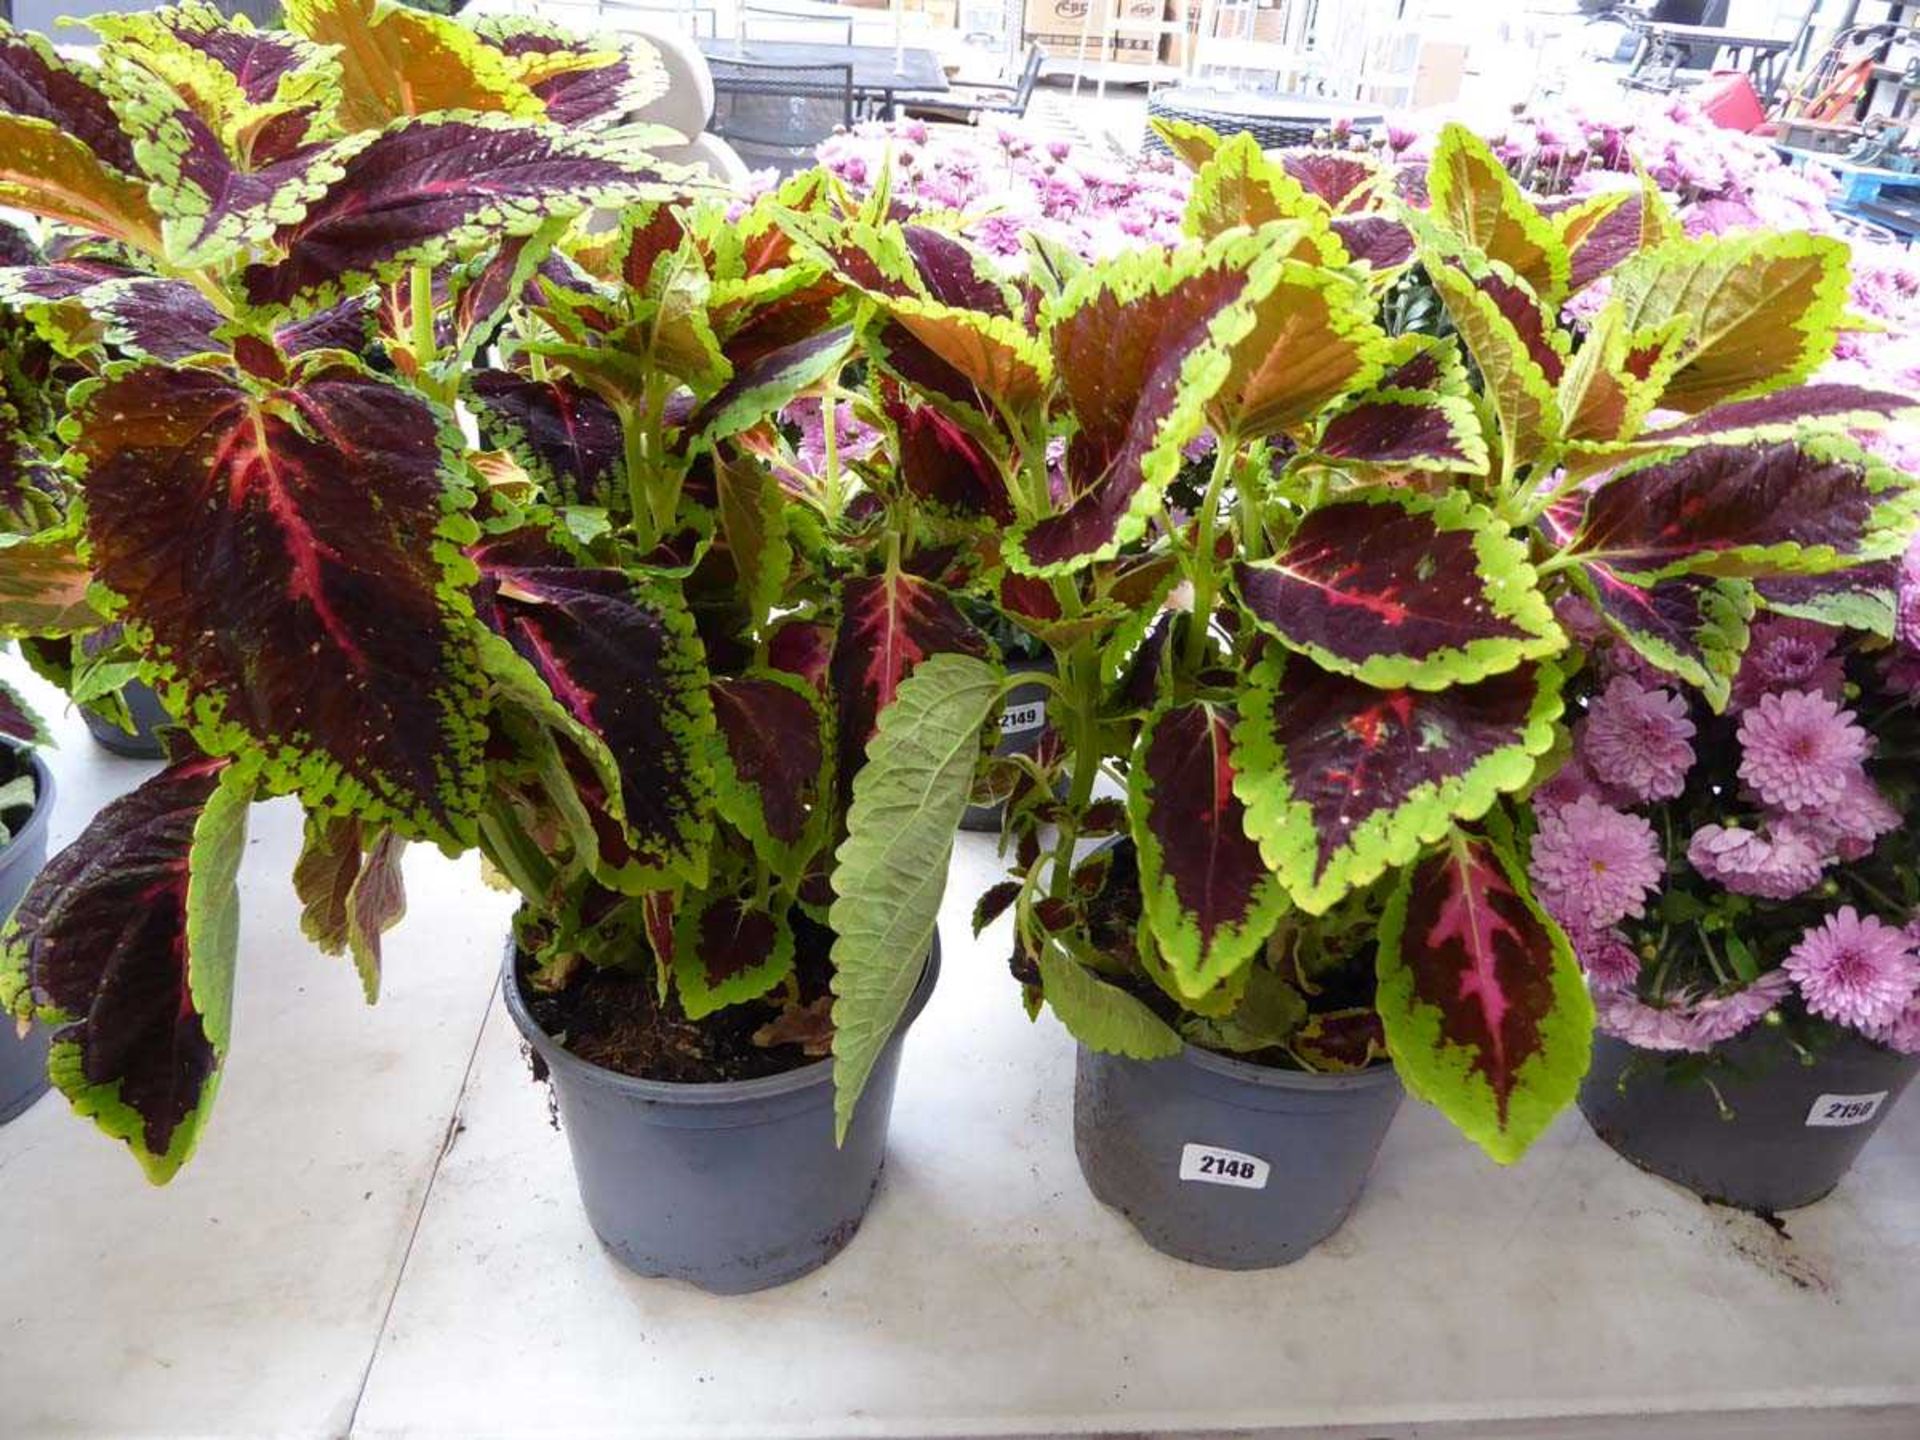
xmin=82 ymin=679 xmax=169 ymax=760
xmin=960 ymin=659 xmax=1053 ymax=833
xmin=504 ymin=934 xmax=941 ymax=1294
xmin=1074 ymin=1039 xmax=1404 ymax=1269
xmin=1580 ymin=1027 xmax=1920 ymax=1213
xmin=0 ymin=750 xmax=54 ymax=1124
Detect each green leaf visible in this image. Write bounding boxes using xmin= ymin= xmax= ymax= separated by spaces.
xmin=1037 ymin=938 xmax=1182 ymax=1059
xmin=1180 ymin=964 xmax=1306 ymax=1054
xmin=1609 ymin=230 xmax=1852 ymax=413
xmin=1427 ymin=260 xmax=1561 ymax=472
xmin=1426 ymin=124 xmax=1570 ymax=300
xmin=714 ymin=450 xmax=792 ymax=630
xmin=830 ymin=653 xmax=1000 ymax=1140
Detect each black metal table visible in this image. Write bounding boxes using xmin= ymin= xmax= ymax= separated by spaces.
xmin=697 ymin=38 xmax=948 ymax=111
xmin=1144 ymin=88 xmax=1382 ymax=153
xmin=1623 ymin=22 xmax=1795 ymax=96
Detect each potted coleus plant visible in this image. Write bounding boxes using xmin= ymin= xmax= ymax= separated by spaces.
xmin=0 ymin=3 xmax=986 ymax=1290
xmin=1552 ymin=596 xmax=1920 ymax=1212
xmin=814 ymin=121 xmax=1920 ymax=1267
xmin=0 ymin=675 xmax=54 ymax=1124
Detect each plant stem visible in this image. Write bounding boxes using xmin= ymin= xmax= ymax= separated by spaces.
xmin=1181 ymin=439 xmax=1236 ymax=678
xmin=410 ymin=262 xmax=437 ymax=391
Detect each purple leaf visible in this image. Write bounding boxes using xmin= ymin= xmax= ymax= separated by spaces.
xmin=1330 ymin=214 xmax=1415 ymax=267
xmin=1570 ymin=439 xmax=1901 ymax=581
xmin=77 ymin=364 xmax=484 ymax=839
xmin=0 ymin=31 xmax=136 ymax=172
xmin=242 ymin=117 xmax=666 ymax=313
xmin=1318 ymin=391 xmax=1482 ymax=470
xmin=468 ymin=369 xmax=623 ymax=505
xmin=474 ymin=545 xmax=715 ymax=888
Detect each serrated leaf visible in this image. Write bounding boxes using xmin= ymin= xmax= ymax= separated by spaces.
xmin=1182 ymin=133 xmax=1342 ymax=263
xmin=1577 ymin=566 xmax=1752 ymax=711
xmin=1315 ymin=387 xmax=1488 ymax=473
xmin=468 ymin=368 xmax=623 ymax=506
xmin=285 ymin=0 xmax=543 ymax=128
xmin=1012 ymin=236 xmax=1267 ymax=574
xmin=240 ymin=114 xmax=669 ymax=316
xmin=694 ymin=324 xmax=853 ymax=444
xmin=829 ymin=568 xmax=989 ymax=808
xmin=830 ymin=652 xmax=999 ymax=1140
xmin=710 ymin=672 xmax=827 ymax=875
xmin=1376 ymin=828 xmax=1592 ymax=1164
xmin=1427 ymin=124 xmax=1569 ymax=299
xmin=0 ymin=677 xmax=47 ymax=745
xmin=1754 ymin=562 xmax=1898 ymax=637
xmin=474 ymin=540 xmax=715 ymax=890
xmin=474 ymin=16 xmax=668 ymax=129
xmin=1609 ymin=230 xmax=1851 ymax=413
xmin=1427 ymin=259 xmax=1561 ymax=471
xmin=1129 ymin=699 xmax=1288 ymax=1003
xmin=0 ymin=115 xmax=163 ymax=254
xmin=1233 ymin=488 xmax=1561 ymax=689
xmin=973 ymin=880 xmax=1020 ymax=935
xmin=1210 ymin=251 xmax=1388 ymax=441
xmin=1567 ymin=435 xmax=1917 ymax=583
xmin=673 ymin=891 xmax=794 ymax=1020
xmin=76 ymin=362 xmax=485 ymax=843
xmin=0 ymin=27 xmax=140 ymax=172
xmin=0 ymin=756 xmax=253 ymax=1183
xmin=293 ymin=811 xmax=405 ymax=1003
xmin=1037 ymin=937 xmax=1182 ymax=1059
xmin=1234 ymin=653 xmax=1563 ymax=915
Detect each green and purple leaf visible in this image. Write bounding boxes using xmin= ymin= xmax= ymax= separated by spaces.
xmin=1233 ymin=653 xmax=1563 ymax=914
xmin=0 ymin=677 xmax=46 ymax=744
xmin=1754 ymin=560 xmax=1898 ymax=637
xmin=1576 ymin=565 xmax=1752 ymax=711
xmin=76 ymin=363 xmax=485 ymax=840
xmin=1128 ymin=699 xmax=1289 ymax=1002
xmin=1013 ymin=242 xmax=1258 ymax=574
xmin=1233 ymin=489 xmax=1559 ymax=689
xmin=467 ymin=369 xmax=622 ymax=505
xmin=0 ymin=29 xmax=138 ymax=173
xmin=292 ymin=812 xmax=407 ymax=1003
xmin=888 ymin=396 xmax=1014 ymax=523
xmin=1315 ymin=387 xmax=1487 ymax=472
xmin=829 ymin=569 xmax=988 ymax=802
xmin=474 ymin=546 xmax=715 ymax=890
xmin=710 ymin=672 xmax=828 ymax=873
xmin=672 ymin=890 xmax=794 ymax=1019
xmin=1567 ymin=436 xmax=1918 ymax=582
xmin=0 ymin=755 xmax=254 ymax=1182
xmin=241 ymin=115 xmax=669 ymax=315
xmin=1376 ymin=828 xmax=1592 ymax=1164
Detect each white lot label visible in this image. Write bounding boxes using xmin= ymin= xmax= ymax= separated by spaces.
xmin=999 ymin=699 xmax=1046 ymax=735
xmin=1806 ymin=1092 xmax=1889 ymax=1128
xmin=1178 ymin=1143 xmax=1269 ymax=1190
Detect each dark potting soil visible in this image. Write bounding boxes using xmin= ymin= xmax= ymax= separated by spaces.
xmin=521 ymin=909 xmax=835 ymax=1084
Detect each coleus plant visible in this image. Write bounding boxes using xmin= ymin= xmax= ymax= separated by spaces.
xmin=819 ymin=121 xmax=1920 ymax=1162
xmin=0 ymin=2 xmax=985 ymax=1181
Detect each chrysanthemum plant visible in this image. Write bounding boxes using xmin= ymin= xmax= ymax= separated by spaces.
xmin=0 ymin=3 xmax=970 ymax=1179
xmin=823 ymin=121 xmax=1920 ymax=1161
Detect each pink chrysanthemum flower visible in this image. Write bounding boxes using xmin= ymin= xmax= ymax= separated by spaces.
xmin=1595 ymin=989 xmax=1714 ymax=1052
xmin=1530 ymin=796 xmax=1663 ymax=931
xmin=1736 ymin=690 xmax=1870 ymax=813
xmin=1867 ymin=994 xmax=1920 ymax=1054
xmin=1579 ymin=676 xmax=1696 ymax=803
xmin=1572 ymin=927 xmax=1641 ymax=991
xmin=1728 ymin=617 xmax=1844 ymax=712
xmin=1784 ymin=908 xmax=1920 ymax=1031
xmin=1793 ymin=771 xmax=1901 ymax=864
xmin=1690 ymin=970 xmax=1793 ymax=1046
xmin=1686 ymin=822 xmax=1825 ymax=900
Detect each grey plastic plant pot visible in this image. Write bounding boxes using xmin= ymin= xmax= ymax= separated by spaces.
xmin=503 ymin=934 xmax=941 ymax=1294
xmin=960 ymin=659 xmax=1053 ymax=833
xmin=82 ymin=680 xmax=169 ymax=760
xmin=1074 ymin=1039 xmax=1404 ymax=1269
xmin=1579 ymin=1027 xmax=1920 ymax=1213
xmin=0 ymin=750 xmax=54 ymax=1124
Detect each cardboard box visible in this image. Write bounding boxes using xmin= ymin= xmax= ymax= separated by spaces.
xmin=1024 ymin=0 xmax=1161 ymax=63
